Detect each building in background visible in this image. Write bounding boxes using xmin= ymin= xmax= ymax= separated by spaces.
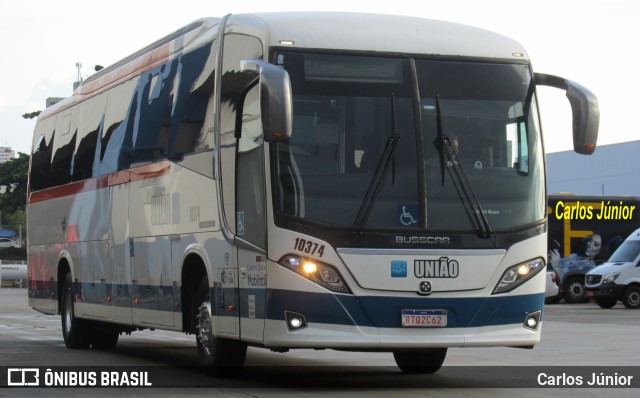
xmin=547 ymin=140 xmax=640 ymax=196
xmin=0 ymin=147 xmax=15 ymax=163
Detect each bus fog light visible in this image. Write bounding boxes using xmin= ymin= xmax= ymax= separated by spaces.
xmin=285 ymin=311 xmax=307 ymax=331
xmin=524 ymin=311 xmax=541 ymax=330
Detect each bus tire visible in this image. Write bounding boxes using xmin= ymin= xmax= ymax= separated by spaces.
xmin=595 ymin=297 xmax=617 ymax=309
xmin=195 ymin=278 xmax=247 ymax=376
xmin=563 ymin=277 xmax=587 ymax=303
xmin=393 ymin=348 xmax=447 ymax=374
xmin=61 ymin=273 xmax=92 ymax=349
xmin=91 ymin=324 xmax=119 ymax=350
xmin=622 ymin=286 xmax=640 ymax=309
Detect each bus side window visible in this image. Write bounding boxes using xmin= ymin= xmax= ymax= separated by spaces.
xmin=48 ymin=113 xmax=76 ymax=187
xmin=49 ymin=131 xmax=76 ymax=187
xmin=30 ymin=113 xmax=61 ymax=191
xmin=72 ymin=121 xmax=101 ymax=181
xmin=236 ymin=84 xmax=266 ymax=247
xmin=167 ymin=44 xmax=213 ymax=158
xmin=72 ymin=93 xmax=107 ymax=181
xmin=30 ymin=129 xmax=54 ymax=191
xmin=128 ymin=62 xmax=178 ymax=167
xmin=98 ymin=78 xmax=137 ymax=176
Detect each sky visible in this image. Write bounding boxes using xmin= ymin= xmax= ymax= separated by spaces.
xmin=0 ymin=0 xmax=638 ymax=156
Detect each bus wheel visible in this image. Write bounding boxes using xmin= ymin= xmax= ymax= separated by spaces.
xmin=393 ymin=348 xmax=447 ymax=374
xmin=195 ymin=278 xmax=247 ymax=376
xmin=595 ymin=297 xmax=617 ymax=309
xmin=61 ymin=273 xmax=92 ymax=349
xmin=622 ymin=286 xmax=640 ymax=309
xmin=563 ymin=277 xmax=587 ymax=303
xmin=91 ymin=324 xmax=119 ymax=350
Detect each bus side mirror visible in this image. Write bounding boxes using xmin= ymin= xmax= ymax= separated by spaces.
xmin=535 ymin=73 xmax=600 ymax=155
xmin=241 ymin=59 xmax=293 ymax=142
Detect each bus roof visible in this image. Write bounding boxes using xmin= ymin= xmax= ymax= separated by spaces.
xmin=242 ymin=12 xmax=528 ymax=60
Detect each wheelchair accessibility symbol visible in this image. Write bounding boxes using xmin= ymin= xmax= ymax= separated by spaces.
xmin=237 ymin=211 xmax=245 ymax=236
xmin=398 ymin=205 xmax=418 ymax=226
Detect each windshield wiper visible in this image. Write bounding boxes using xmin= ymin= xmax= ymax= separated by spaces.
xmin=433 ymin=96 xmax=448 ymax=187
xmin=432 ymin=95 xmax=494 ymax=240
xmin=353 ymin=94 xmax=401 ymax=235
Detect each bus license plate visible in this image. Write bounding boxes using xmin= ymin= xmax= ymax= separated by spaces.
xmin=401 ymin=309 xmax=447 ymax=328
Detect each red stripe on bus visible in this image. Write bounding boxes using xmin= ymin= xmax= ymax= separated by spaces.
xmin=28 ymin=161 xmax=172 ymax=203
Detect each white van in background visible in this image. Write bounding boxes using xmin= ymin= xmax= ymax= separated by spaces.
xmin=585 ymin=228 xmax=640 ymax=309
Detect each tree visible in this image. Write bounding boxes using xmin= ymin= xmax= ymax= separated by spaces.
xmin=0 ymin=153 xmax=29 ymax=225
xmin=22 ymin=111 xmax=41 ymax=119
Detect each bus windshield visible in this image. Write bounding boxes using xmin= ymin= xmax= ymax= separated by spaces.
xmin=273 ymin=52 xmax=545 ymax=232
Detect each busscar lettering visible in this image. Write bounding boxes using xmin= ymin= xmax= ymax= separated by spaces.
xmin=396 ymin=236 xmax=451 ymax=245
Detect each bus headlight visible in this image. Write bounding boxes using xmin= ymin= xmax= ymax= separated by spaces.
xmin=492 ymin=258 xmax=545 ymax=294
xmin=278 ymin=255 xmax=352 ymax=294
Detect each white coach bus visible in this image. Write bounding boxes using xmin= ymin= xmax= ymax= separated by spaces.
xmin=27 ymin=12 xmax=599 ymax=375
